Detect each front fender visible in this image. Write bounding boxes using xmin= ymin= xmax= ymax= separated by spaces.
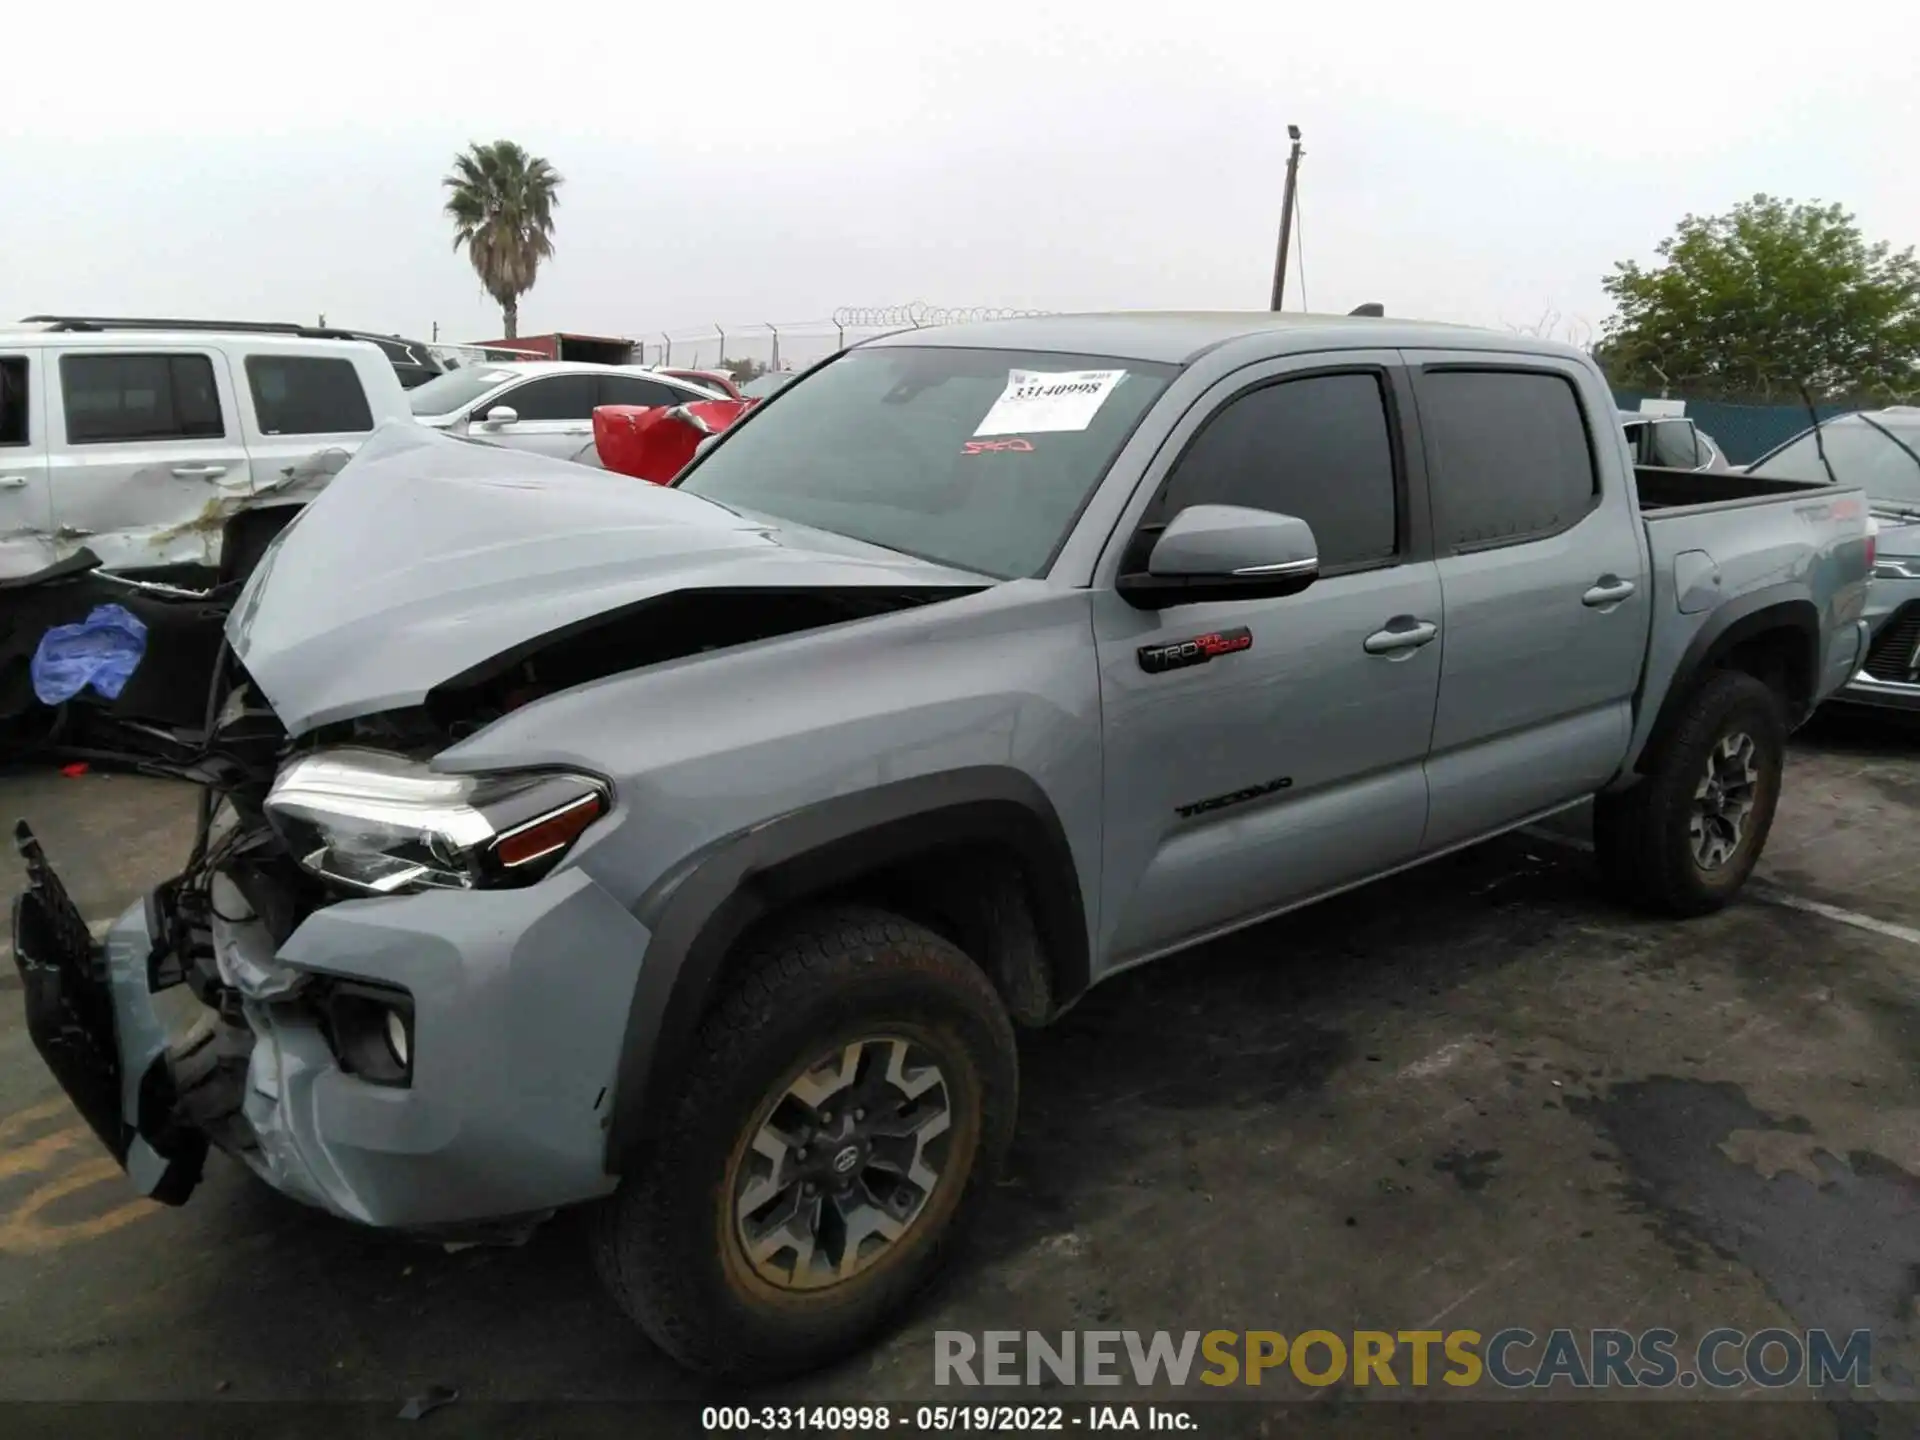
xmin=601 ymin=767 xmax=1089 ymax=1169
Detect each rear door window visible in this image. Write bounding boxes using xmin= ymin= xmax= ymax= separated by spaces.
xmin=1416 ymin=369 xmax=1598 ymax=551
xmin=245 ymin=355 xmax=375 ymax=435
xmin=60 ymin=353 xmax=225 ymax=444
xmin=0 ymin=357 xmax=28 ymax=445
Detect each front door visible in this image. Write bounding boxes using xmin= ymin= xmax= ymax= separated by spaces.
xmin=1093 ymin=360 xmax=1442 ymax=966
xmin=0 ymin=348 xmax=56 ymax=576
xmin=43 ymin=348 xmax=253 ymax=575
xmin=470 ymin=372 xmax=598 ymax=458
xmin=1405 ymin=355 xmax=1648 ymax=850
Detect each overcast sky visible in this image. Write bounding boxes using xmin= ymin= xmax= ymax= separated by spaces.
xmin=4 ymin=1 xmax=1915 ymax=356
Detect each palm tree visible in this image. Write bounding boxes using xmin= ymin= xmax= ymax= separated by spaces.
xmin=442 ymin=140 xmax=562 ymax=340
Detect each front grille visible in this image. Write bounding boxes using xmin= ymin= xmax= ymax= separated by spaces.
xmin=1863 ymin=602 xmax=1920 ymax=682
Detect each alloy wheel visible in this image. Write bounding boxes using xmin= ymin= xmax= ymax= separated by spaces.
xmin=1690 ymin=730 xmax=1760 ymax=870
xmin=731 ymin=1035 xmax=953 ymax=1291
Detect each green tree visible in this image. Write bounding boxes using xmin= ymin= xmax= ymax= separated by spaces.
xmin=1601 ymin=195 xmax=1920 ymax=399
xmin=722 ymin=356 xmax=769 ymax=382
xmin=442 ymin=140 xmax=563 ymax=340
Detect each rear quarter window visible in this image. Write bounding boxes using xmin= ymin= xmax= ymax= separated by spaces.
xmin=246 ymin=355 xmax=375 ymax=435
xmin=1417 ymin=369 xmax=1599 ymax=551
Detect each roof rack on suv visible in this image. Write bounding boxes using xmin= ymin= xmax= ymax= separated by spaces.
xmin=24 ymin=314 xmax=369 ymax=341
xmin=21 ymin=315 xmax=448 ymax=388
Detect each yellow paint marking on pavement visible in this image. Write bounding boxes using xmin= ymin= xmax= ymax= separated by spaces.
xmin=0 ymin=1096 xmax=76 ymax=1145
xmin=0 ymin=1125 xmax=86 ymax=1182
xmin=0 ymin=1155 xmax=158 ymax=1253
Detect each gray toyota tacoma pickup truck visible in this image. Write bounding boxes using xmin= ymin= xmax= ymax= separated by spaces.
xmin=13 ymin=313 xmax=1872 ymax=1377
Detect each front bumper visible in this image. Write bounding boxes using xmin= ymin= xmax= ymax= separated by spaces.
xmin=14 ymin=828 xmax=655 ymax=1231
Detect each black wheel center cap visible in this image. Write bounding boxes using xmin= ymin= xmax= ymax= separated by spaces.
xmin=830 ymin=1143 xmax=864 ymax=1183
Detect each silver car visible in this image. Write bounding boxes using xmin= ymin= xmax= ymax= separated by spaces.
xmin=1620 ymin=411 xmax=1732 ymax=472
xmin=1744 ymin=407 xmax=1920 ymax=710
xmin=406 ymin=360 xmax=722 ymax=460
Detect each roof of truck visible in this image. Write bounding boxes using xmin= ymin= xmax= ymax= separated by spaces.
xmin=860 ymin=310 xmax=1565 ymax=366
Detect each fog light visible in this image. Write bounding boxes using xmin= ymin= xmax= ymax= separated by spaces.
xmin=321 ymin=982 xmax=414 ymax=1087
xmin=386 ymin=1009 xmax=411 ymax=1069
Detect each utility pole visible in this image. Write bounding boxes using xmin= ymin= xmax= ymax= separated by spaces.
xmin=1268 ymin=125 xmax=1304 ymax=312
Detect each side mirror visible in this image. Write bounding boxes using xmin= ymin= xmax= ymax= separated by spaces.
xmin=481 ymin=404 xmax=518 ymax=426
xmin=1117 ymin=504 xmax=1319 ymax=609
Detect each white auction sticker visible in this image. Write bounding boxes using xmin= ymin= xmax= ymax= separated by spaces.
xmin=973 ymin=369 xmax=1127 ymax=437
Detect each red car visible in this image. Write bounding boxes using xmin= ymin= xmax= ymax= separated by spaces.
xmin=658 ymin=367 xmax=744 ymax=402
xmin=590 ymin=398 xmax=750 ymax=484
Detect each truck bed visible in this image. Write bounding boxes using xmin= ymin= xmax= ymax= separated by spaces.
xmin=1634 ymin=464 xmax=1829 ymax=511
xmin=1622 ymin=464 xmax=1870 ymax=772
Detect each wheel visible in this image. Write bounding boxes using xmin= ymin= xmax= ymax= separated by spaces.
xmin=591 ymin=906 xmax=1018 ymax=1377
xmin=1592 ymin=670 xmax=1785 ymax=916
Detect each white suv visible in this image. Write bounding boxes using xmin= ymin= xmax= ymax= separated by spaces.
xmin=0 ymin=321 xmax=409 ymax=581
xmin=406 ymin=360 xmax=723 ymax=459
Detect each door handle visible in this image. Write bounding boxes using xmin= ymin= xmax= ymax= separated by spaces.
xmin=1583 ymin=576 xmax=1637 ymax=608
xmin=1363 ymin=619 xmax=1439 ymax=655
xmin=170 ymin=464 xmax=228 ymax=479
xmin=0 ymin=475 xmax=27 ymax=489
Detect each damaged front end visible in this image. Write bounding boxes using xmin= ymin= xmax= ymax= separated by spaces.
xmin=13 ymin=656 xmax=326 ymax=1208
xmin=15 ymin=648 xmax=625 ymax=1233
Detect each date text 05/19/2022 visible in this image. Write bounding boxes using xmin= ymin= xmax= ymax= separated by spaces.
xmin=701 ymin=1404 xmax=1194 ymax=1431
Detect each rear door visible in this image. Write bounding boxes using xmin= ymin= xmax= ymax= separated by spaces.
xmin=44 ymin=348 xmax=252 ymax=574
xmin=0 ymin=346 xmax=57 ymax=576
xmin=237 ymin=346 xmax=380 ymax=489
xmin=1407 ymin=354 xmax=1648 ymax=850
xmin=1093 ymin=355 xmax=1443 ymax=964
xmin=473 ymin=372 xmax=598 ymax=457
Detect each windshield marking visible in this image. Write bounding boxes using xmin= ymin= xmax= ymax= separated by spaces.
xmin=973 ymin=368 xmax=1128 ymax=436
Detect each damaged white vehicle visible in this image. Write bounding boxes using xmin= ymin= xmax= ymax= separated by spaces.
xmin=0 ymin=322 xmax=410 ymax=584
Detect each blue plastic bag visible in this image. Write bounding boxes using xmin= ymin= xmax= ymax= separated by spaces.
xmin=31 ymin=603 xmax=149 ymax=705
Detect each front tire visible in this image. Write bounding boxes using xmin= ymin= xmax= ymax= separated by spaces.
xmin=592 ymin=906 xmax=1018 ymax=1378
xmin=1593 ymin=670 xmax=1786 ymax=916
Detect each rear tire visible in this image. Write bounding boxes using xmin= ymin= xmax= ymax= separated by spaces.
xmin=1593 ymin=670 xmax=1785 ymax=916
xmin=591 ymin=906 xmax=1018 ymax=1378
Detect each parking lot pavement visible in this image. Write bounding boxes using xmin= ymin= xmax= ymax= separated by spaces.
xmin=0 ymin=716 xmax=1914 ymax=1426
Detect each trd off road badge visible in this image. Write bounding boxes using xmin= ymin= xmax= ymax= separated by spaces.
xmin=1137 ymin=626 xmax=1253 ymax=675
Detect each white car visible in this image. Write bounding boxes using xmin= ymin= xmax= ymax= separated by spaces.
xmin=407 ymin=361 xmax=722 ymax=460
xmin=0 ymin=320 xmax=411 ymax=580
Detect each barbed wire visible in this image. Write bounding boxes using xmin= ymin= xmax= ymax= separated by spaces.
xmin=829 ymin=303 xmax=1053 ymax=329
xmin=628 ymin=305 xmax=1055 ymax=368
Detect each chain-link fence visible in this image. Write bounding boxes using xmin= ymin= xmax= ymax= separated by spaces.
xmin=629 ymin=305 xmax=1053 ymax=375
xmin=1609 ymin=389 xmax=1897 ymax=465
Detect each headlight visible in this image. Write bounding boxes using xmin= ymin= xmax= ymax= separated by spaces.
xmin=265 ymin=748 xmax=610 ymax=895
xmin=1873 ymin=555 xmax=1920 ymax=580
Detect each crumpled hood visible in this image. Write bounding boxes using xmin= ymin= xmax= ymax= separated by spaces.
xmin=228 ymin=422 xmax=986 ymax=734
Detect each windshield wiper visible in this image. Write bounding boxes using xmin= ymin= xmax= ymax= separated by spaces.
xmin=1858 ymin=413 xmax=1920 ymax=472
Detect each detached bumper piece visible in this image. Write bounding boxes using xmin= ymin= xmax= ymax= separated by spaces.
xmin=11 ymin=821 xmax=205 ymax=1205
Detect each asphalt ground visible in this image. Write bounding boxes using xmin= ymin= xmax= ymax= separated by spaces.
xmin=0 ymin=709 xmax=1914 ymax=1437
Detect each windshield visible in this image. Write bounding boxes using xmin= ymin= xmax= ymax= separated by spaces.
xmin=1749 ymin=415 xmax=1920 ymax=504
xmin=406 ymin=367 xmax=516 ymax=416
xmin=741 ymin=371 xmax=795 ymax=399
xmin=676 ymin=346 xmax=1176 ymax=578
